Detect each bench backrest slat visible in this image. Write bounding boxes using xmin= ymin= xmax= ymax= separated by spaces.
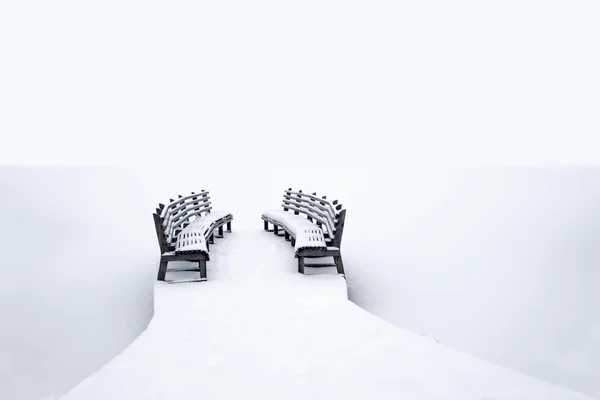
xmin=281 ymin=188 xmax=346 ymax=245
xmin=162 ymin=192 xmax=210 ymax=228
xmin=281 ymin=198 xmax=336 ymax=238
xmin=166 ymin=205 xmax=213 ymax=242
xmin=165 ymin=201 xmax=212 ymax=233
xmin=163 ymin=194 xmax=210 ymax=229
xmin=163 ymin=199 xmax=208 ymax=227
xmin=283 ymin=194 xmax=336 ymax=227
xmin=160 ymin=191 xmax=208 ymax=218
xmin=281 ymin=203 xmax=335 ymax=238
xmin=285 ymin=190 xmax=337 ymax=221
xmin=282 ymin=197 xmax=333 ymax=225
xmin=156 ymin=191 xmax=213 ymax=251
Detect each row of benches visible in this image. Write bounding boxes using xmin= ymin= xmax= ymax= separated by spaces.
xmin=152 ymin=189 xmax=346 ymax=283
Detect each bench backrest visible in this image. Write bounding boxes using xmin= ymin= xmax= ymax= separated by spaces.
xmin=281 ymin=188 xmax=347 ymax=248
xmin=153 ymin=191 xmax=212 ymax=253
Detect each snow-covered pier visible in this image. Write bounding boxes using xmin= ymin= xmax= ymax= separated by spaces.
xmin=60 ymin=228 xmax=593 ymax=400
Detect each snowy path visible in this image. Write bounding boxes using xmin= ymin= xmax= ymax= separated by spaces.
xmin=60 ymin=229 xmax=592 ymax=400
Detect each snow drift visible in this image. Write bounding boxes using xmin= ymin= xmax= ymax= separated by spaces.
xmin=0 ymin=167 xmax=156 ymax=400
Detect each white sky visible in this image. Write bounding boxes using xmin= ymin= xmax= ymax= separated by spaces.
xmin=0 ymin=0 xmax=599 ymax=166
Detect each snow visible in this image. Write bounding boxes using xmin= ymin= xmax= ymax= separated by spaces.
xmin=163 ymin=196 xmax=211 ymax=226
xmin=342 ymin=167 xmax=600 ymax=398
xmin=138 ymin=163 xmax=600 ymax=399
xmin=165 ymin=204 xmax=213 ymax=242
xmin=4 ymin=165 xmax=599 ymax=400
xmin=282 ymin=190 xmax=338 ymax=235
xmin=161 ymin=191 xmax=209 ymax=216
xmin=0 ymin=168 xmax=156 ymax=400
xmin=2 ymin=0 xmax=600 ymax=396
xmin=60 ymin=228 xmax=594 ymax=400
xmin=175 ymin=211 xmax=232 ymax=253
xmin=263 ymin=210 xmax=327 ymax=254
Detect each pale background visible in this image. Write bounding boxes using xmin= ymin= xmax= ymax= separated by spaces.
xmin=1 ymin=1 xmax=599 ymax=399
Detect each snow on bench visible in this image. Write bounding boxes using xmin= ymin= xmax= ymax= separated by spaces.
xmin=261 ymin=210 xmax=328 ymax=251
xmin=262 ymin=188 xmax=346 ymax=275
xmin=175 ymin=211 xmax=232 ymax=254
xmin=153 ymin=191 xmax=233 ymax=283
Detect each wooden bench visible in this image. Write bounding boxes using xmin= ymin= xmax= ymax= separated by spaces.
xmin=152 ymin=191 xmax=233 ymax=283
xmin=261 ymin=188 xmax=346 ymax=275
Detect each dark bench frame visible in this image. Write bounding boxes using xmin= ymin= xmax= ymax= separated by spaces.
xmin=262 ymin=188 xmax=346 ymax=275
xmin=152 ymin=191 xmax=232 ymax=282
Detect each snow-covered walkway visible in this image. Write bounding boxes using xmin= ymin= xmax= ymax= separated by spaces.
xmin=61 ymin=229 xmax=593 ymax=400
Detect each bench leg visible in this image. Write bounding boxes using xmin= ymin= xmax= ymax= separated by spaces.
xmin=157 ymin=258 xmax=168 ymax=281
xmin=274 ymin=225 xmax=278 ymax=235
xmin=334 ymin=255 xmax=345 ymax=275
xmin=285 ymin=231 xmax=290 ymax=241
xmin=199 ymin=259 xmax=207 ymax=280
xmin=227 ymin=221 xmax=232 ymax=232
xmin=217 ymin=225 xmax=223 ymax=238
xmin=291 ymin=238 xmax=295 ymax=247
xmin=209 ymin=233 xmax=214 ymax=244
xmin=298 ymin=256 xmax=305 ymax=274
xmin=264 ymin=220 xmax=269 ymax=231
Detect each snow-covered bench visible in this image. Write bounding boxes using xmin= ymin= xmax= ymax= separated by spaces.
xmin=152 ymin=191 xmax=233 ymax=283
xmin=262 ymin=188 xmax=346 ymax=275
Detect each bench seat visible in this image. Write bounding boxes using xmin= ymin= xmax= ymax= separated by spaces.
xmin=175 ymin=211 xmax=233 ymax=256
xmin=262 ymin=209 xmax=327 ymax=256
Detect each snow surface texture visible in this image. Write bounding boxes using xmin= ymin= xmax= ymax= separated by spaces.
xmin=61 ymin=228 xmax=593 ymax=400
xmin=262 ymin=209 xmax=327 ymax=254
